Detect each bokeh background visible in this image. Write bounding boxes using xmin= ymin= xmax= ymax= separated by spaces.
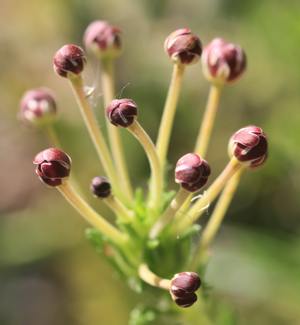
xmin=1 ymin=0 xmax=300 ymax=324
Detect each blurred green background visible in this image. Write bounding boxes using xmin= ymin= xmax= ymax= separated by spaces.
xmin=1 ymin=0 xmax=300 ymax=324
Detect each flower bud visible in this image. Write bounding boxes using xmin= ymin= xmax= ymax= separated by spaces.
xmin=170 ymin=272 xmax=201 ymax=308
xmin=202 ymin=38 xmax=246 ymax=84
xmin=33 ymin=148 xmax=71 ymax=187
xmin=164 ymin=28 xmax=202 ymax=65
xmin=90 ymin=176 xmax=111 ymax=198
xmin=173 ymin=292 xmax=198 ymax=308
xmin=20 ymin=88 xmax=56 ymax=125
xmin=106 ymin=99 xmax=138 ymax=127
xmin=53 ymin=44 xmax=86 ymax=78
xmin=175 ymin=153 xmax=210 ymax=192
xmin=228 ymin=126 xmax=268 ymax=168
xmin=83 ymin=20 xmax=122 ymax=59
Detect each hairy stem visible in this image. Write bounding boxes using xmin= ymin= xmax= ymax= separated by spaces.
xmin=156 ymin=63 xmax=185 ymax=168
xmin=101 ymin=59 xmax=133 ymax=201
xmin=58 ymin=181 xmax=127 ymax=246
xmin=194 ymin=84 xmax=223 ymax=157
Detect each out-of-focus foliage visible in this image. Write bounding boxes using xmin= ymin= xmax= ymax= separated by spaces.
xmin=1 ymin=0 xmax=300 ymax=324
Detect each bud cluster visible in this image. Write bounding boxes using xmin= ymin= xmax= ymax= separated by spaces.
xmin=170 ymin=272 xmax=201 ymax=307
xmin=22 ymin=18 xmax=269 ymax=318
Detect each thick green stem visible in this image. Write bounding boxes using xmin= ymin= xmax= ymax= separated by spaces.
xmin=156 ymin=63 xmax=185 ymax=168
xmin=68 ymin=75 xmax=125 ymax=203
xmin=194 ymin=83 xmax=223 ymax=157
xmin=128 ymin=121 xmax=163 ymax=211
xmin=101 ymin=59 xmax=133 ymax=202
xmin=58 ymin=181 xmax=127 ymax=246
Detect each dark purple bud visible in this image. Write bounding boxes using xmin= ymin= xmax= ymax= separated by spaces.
xmin=33 ymin=148 xmax=71 ymax=187
xmin=20 ymin=88 xmax=56 ymax=125
xmin=53 ymin=44 xmax=86 ymax=78
xmin=202 ymin=38 xmax=246 ymax=84
xmin=175 ymin=153 xmax=211 ymax=192
xmin=83 ymin=20 xmax=122 ymax=59
xmin=164 ymin=28 xmax=202 ymax=65
xmin=170 ymin=272 xmax=201 ymax=297
xmin=173 ymin=292 xmax=198 ymax=308
xmin=106 ymin=99 xmax=138 ymax=127
xmin=169 ymin=272 xmax=201 ymax=308
xmin=228 ymin=125 xmax=268 ymax=168
xmin=90 ymin=176 xmax=111 ymax=198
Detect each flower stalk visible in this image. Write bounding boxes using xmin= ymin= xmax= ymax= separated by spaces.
xmin=156 ymin=63 xmax=185 ymax=167
xmin=194 ymin=83 xmax=223 ymax=157
xmin=128 ymin=120 xmax=163 ymax=212
xmin=149 ymin=188 xmax=190 ymax=239
xmin=191 ymin=168 xmax=244 ymax=269
xmin=58 ymin=181 xmax=128 ymax=246
xmin=172 ymin=158 xmax=241 ymax=234
xmin=68 ymin=75 xmax=126 ymax=202
xmin=138 ymin=263 xmax=171 ymax=290
xmin=101 ymin=58 xmax=133 ymax=201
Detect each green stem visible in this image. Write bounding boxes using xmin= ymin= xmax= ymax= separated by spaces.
xmin=194 ymin=83 xmax=223 ymax=157
xmin=149 ymin=188 xmax=190 ymax=239
xmin=68 ymin=75 xmax=126 ymax=203
xmin=191 ymin=169 xmax=243 ymax=269
xmin=172 ymin=158 xmax=241 ymax=234
xmin=101 ymin=59 xmax=133 ymax=202
xmin=128 ymin=121 xmax=163 ymax=212
xmin=156 ymin=63 xmax=185 ymax=168
xmin=45 ymin=124 xmax=61 ymax=148
xmin=105 ymin=195 xmax=134 ymax=223
xmin=138 ymin=263 xmax=171 ymax=290
xmin=58 ymin=181 xmax=127 ymax=246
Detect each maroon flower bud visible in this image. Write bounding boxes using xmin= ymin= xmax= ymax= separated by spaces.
xmin=170 ymin=272 xmax=201 ymax=308
xmin=20 ymin=88 xmax=56 ymax=125
xmin=228 ymin=125 xmax=268 ymax=168
xmin=33 ymin=148 xmax=71 ymax=187
xmin=53 ymin=44 xmax=86 ymax=78
xmin=175 ymin=153 xmax=210 ymax=192
xmin=173 ymin=292 xmax=198 ymax=308
xmin=106 ymin=99 xmax=138 ymax=127
xmin=202 ymin=38 xmax=246 ymax=84
xmin=164 ymin=28 xmax=202 ymax=65
xmin=90 ymin=176 xmax=111 ymax=198
xmin=83 ymin=20 xmax=122 ymax=59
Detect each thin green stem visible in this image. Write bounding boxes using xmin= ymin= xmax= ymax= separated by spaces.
xmin=190 ymin=169 xmax=244 ymax=269
xmin=101 ymin=59 xmax=133 ymax=201
xmin=138 ymin=263 xmax=171 ymax=290
xmin=172 ymin=158 xmax=241 ymax=234
xmin=45 ymin=124 xmax=61 ymax=148
xmin=105 ymin=195 xmax=134 ymax=223
xmin=194 ymin=83 xmax=223 ymax=157
xmin=128 ymin=121 xmax=163 ymax=211
xmin=156 ymin=63 xmax=185 ymax=168
xmin=68 ymin=75 xmax=126 ymax=203
xmin=58 ymin=181 xmax=128 ymax=246
xmin=149 ymin=188 xmax=190 ymax=239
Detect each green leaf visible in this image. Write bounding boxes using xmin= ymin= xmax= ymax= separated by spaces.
xmin=85 ymin=228 xmax=105 ymax=253
xmin=129 ymin=305 xmax=157 ymax=325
